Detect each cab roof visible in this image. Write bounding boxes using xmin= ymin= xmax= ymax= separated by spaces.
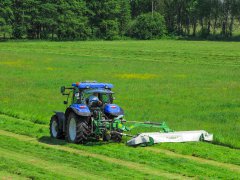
xmin=84 ymin=88 xmax=114 ymax=94
xmin=72 ymin=81 xmax=113 ymax=89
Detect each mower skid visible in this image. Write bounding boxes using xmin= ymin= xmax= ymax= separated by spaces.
xmin=127 ymin=130 xmax=213 ymax=146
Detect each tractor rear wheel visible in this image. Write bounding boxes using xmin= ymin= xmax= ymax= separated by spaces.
xmin=66 ymin=112 xmax=90 ymax=144
xmin=50 ymin=115 xmax=64 ymax=139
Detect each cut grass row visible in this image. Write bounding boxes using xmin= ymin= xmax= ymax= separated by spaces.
xmin=0 ymin=169 xmax=26 ymax=180
xmin=0 ymin=136 xmax=163 ymax=179
xmin=1 ymin=113 xmax=240 ymax=166
xmin=0 ymin=114 xmax=239 ymax=179
xmin=1 ymin=152 xmax=92 ymax=180
xmin=0 ymin=132 xmax=183 ymax=179
xmin=1 ymin=131 xmax=240 ymax=179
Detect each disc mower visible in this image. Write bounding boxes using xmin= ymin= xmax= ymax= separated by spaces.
xmin=50 ymin=81 xmax=213 ymax=146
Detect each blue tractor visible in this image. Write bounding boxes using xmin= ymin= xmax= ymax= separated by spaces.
xmin=50 ymin=81 xmax=127 ymax=144
xmin=50 ymin=81 xmax=212 ymax=146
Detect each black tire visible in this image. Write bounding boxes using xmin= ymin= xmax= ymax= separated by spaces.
xmin=50 ymin=115 xmax=64 ymax=139
xmin=66 ymin=112 xmax=90 ymax=144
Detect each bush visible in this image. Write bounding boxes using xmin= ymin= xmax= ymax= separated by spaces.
xmin=13 ymin=25 xmax=26 ymax=39
xmin=99 ymin=20 xmax=119 ymax=40
xmin=128 ymin=12 xmax=166 ymax=40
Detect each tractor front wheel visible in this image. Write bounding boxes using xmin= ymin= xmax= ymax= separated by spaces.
xmin=66 ymin=113 xmax=90 ymax=144
xmin=50 ymin=115 xmax=64 ymax=139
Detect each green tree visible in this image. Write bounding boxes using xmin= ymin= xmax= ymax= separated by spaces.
xmin=87 ymin=0 xmax=121 ymax=40
xmin=130 ymin=0 xmax=152 ymax=18
xmin=128 ymin=12 xmax=166 ymax=39
xmin=23 ymin=0 xmax=41 ymax=39
xmin=38 ymin=1 xmax=58 ymax=39
xmin=56 ymin=0 xmax=90 ymax=40
xmin=228 ymin=0 xmax=240 ymax=36
xmin=118 ymin=0 xmax=131 ymax=36
xmin=12 ymin=0 xmax=27 ymax=39
xmin=0 ymin=0 xmax=13 ymax=39
xmin=163 ymin=0 xmax=176 ymax=34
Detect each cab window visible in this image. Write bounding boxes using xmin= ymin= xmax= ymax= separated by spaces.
xmin=100 ymin=93 xmax=112 ymax=104
xmin=72 ymin=89 xmax=81 ymax=104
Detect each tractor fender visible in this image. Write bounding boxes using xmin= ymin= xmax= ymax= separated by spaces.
xmin=64 ymin=105 xmax=91 ymax=133
xmin=53 ymin=111 xmax=65 ymax=132
xmin=104 ymin=104 xmax=124 ymax=117
xmin=65 ymin=104 xmax=91 ymax=118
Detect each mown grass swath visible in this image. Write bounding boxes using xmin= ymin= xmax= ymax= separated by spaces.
xmin=1 ymin=114 xmax=239 ymax=167
xmin=0 ymin=114 xmax=240 ymax=179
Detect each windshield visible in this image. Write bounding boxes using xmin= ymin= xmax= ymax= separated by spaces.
xmin=80 ymin=89 xmax=113 ymax=105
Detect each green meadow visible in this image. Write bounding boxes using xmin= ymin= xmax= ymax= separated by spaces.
xmin=0 ymin=40 xmax=239 ymax=179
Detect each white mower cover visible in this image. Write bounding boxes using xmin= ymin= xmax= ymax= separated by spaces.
xmin=127 ymin=130 xmax=213 ymax=146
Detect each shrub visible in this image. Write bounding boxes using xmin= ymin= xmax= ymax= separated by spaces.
xmin=99 ymin=20 xmax=119 ymax=40
xmin=128 ymin=12 xmax=166 ymax=40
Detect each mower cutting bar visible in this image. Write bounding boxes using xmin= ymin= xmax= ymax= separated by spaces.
xmin=127 ymin=130 xmax=213 ymax=146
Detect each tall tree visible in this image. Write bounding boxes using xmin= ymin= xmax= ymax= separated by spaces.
xmin=56 ymin=0 xmax=90 ymax=40
xmin=12 ymin=0 xmax=25 ymax=38
xmin=0 ymin=0 xmax=13 ymax=39
xmin=87 ymin=0 xmax=121 ymax=40
xmin=118 ymin=0 xmax=131 ymax=36
xmin=163 ymin=0 xmax=176 ymax=34
xmin=38 ymin=1 xmax=58 ymax=39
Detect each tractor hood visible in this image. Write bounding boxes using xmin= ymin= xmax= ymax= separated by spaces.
xmin=104 ymin=104 xmax=124 ymax=117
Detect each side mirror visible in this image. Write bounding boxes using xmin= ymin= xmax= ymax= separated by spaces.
xmin=60 ymin=86 xmax=65 ymax=94
xmin=63 ymin=101 xmax=68 ymax=105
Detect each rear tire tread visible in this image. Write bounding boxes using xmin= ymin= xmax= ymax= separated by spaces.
xmin=66 ymin=113 xmax=90 ymax=144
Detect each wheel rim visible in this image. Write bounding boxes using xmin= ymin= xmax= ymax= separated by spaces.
xmin=51 ymin=120 xmax=58 ymax=137
xmin=69 ymin=118 xmax=77 ymax=141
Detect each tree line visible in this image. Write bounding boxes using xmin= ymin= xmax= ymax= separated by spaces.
xmin=0 ymin=0 xmax=240 ymax=40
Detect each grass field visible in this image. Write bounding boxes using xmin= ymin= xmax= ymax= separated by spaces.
xmin=0 ymin=40 xmax=239 ymax=179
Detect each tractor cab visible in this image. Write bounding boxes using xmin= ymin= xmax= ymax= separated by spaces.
xmin=50 ymin=81 xmax=126 ymax=144
xmin=60 ymin=81 xmax=124 ymax=119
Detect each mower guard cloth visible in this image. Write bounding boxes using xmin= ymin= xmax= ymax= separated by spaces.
xmin=127 ymin=130 xmax=213 ymax=146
